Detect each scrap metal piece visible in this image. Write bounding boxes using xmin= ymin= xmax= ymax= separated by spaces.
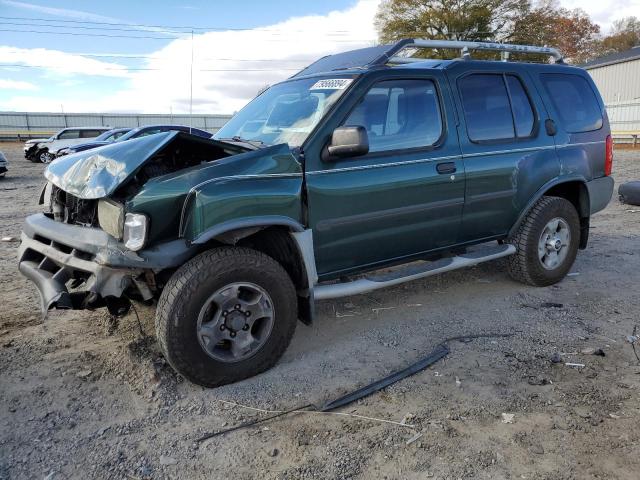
xmin=320 ymin=343 xmax=450 ymax=412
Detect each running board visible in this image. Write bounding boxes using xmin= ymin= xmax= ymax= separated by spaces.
xmin=314 ymin=244 xmax=516 ymax=300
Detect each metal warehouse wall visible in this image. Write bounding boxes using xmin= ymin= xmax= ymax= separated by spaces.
xmin=586 ymin=59 xmax=640 ymax=103
xmin=0 ymin=112 xmax=233 ymax=140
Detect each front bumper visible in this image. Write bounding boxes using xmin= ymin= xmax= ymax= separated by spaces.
xmin=18 ymin=214 xmax=197 ymax=314
xmin=0 ymin=165 xmax=6 ymax=175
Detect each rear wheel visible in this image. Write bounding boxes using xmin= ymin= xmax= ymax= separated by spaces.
xmin=507 ymin=196 xmax=580 ymax=286
xmin=155 ymin=247 xmax=298 ymax=387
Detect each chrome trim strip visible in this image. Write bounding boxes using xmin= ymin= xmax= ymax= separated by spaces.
xmin=556 ymin=140 xmax=606 ymax=148
xmin=306 ymin=154 xmax=461 ymax=175
xmin=461 ymin=145 xmax=555 ymax=158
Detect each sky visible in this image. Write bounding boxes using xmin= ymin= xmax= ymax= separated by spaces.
xmin=0 ymin=0 xmax=639 ymax=114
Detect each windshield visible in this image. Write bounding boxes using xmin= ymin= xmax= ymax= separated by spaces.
xmin=214 ymin=76 xmax=355 ymax=148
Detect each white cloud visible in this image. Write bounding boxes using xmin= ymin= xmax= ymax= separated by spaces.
xmin=0 ymin=78 xmax=38 ymax=90
xmin=0 ymin=46 xmax=131 ymax=78
xmin=558 ymin=0 xmax=640 ymax=33
xmin=2 ymin=0 xmax=380 ymax=114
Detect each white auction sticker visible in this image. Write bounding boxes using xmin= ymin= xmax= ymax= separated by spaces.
xmin=310 ymin=79 xmax=353 ymax=90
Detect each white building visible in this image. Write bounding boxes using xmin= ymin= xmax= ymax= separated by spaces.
xmin=583 ymin=46 xmax=640 ymax=141
xmin=583 ymin=46 xmax=640 ymax=103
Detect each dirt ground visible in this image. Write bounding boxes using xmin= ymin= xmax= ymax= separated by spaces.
xmin=0 ymin=141 xmax=639 ymax=480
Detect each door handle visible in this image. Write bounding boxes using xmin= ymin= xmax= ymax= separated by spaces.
xmin=436 ymin=162 xmax=457 ymax=174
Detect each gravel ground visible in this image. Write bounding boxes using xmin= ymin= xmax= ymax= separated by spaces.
xmin=1 ymin=142 xmax=639 ymax=480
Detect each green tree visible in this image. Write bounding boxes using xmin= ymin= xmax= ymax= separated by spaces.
xmin=374 ymin=0 xmax=601 ymax=63
xmin=374 ymin=0 xmax=530 ymax=43
xmin=600 ymin=16 xmax=640 ymax=54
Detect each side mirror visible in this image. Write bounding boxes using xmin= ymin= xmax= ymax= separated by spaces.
xmin=324 ymin=126 xmax=369 ymax=162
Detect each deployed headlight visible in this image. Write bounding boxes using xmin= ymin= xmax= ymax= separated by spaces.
xmin=98 ymin=199 xmax=124 ymax=239
xmin=123 ymin=213 xmax=148 ymax=251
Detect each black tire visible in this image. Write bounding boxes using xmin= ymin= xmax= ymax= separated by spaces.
xmin=507 ymin=196 xmax=580 ymax=287
xmin=155 ymin=247 xmax=298 ymax=387
xmin=37 ymin=149 xmax=53 ymax=163
xmin=618 ymin=181 xmax=640 ymax=206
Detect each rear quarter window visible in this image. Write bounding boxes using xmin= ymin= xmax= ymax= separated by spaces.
xmin=540 ymin=73 xmax=603 ymax=133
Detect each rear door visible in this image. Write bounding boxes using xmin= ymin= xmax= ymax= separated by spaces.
xmin=305 ymin=71 xmax=465 ymax=279
xmin=448 ymin=64 xmax=560 ymax=241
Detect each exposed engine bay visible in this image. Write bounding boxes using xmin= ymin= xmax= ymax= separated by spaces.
xmin=42 ymin=132 xmax=242 ymax=225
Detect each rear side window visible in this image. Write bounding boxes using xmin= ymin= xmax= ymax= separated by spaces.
xmin=57 ymin=129 xmax=80 ymax=140
xmin=540 ymin=74 xmax=603 ymax=133
xmin=80 ymin=129 xmax=104 ymax=138
xmin=343 ymin=79 xmax=443 ymax=153
xmin=459 ymin=74 xmax=536 ymax=142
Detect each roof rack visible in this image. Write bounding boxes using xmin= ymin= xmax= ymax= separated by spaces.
xmin=378 ymin=39 xmax=563 ymax=65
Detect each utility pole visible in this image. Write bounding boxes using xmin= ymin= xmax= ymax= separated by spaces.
xmin=190 ymin=29 xmax=194 ymax=134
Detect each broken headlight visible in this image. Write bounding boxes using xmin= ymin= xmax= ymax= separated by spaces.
xmin=123 ymin=213 xmax=148 ymax=251
xmin=98 ymin=199 xmax=124 ymax=239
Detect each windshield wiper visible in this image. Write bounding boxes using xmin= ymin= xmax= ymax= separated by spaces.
xmin=216 ymin=137 xmax=268 ymax=150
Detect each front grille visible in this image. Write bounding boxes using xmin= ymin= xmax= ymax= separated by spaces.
xmin=51 ymin=185 xmax=98 ymax=227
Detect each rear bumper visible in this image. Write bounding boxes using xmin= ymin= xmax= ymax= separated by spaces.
xmin=18 ymin=213 xmax=196 ymax=314
xmin=587 ymin=176 xmax=614 ymax=214
xmin=0 ymin=165 xmax=6 ymax=175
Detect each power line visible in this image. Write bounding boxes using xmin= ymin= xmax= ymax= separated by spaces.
xmin=0 ymin=28 xmax=183 ymax=40
xmin=0 ymin=28 xmax=370 ymax=42
xmin=0 ymin=15 xmax=354 ymax=34
xmin=0 ymin=63 xmax=301 ymax=72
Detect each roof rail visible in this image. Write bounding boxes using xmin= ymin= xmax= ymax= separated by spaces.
xmin=380 ymin=39 xmax=564 ymax=65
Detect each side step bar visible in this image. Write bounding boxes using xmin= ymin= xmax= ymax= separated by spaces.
xmin=314 ymin=244 xmax=516 ymax=300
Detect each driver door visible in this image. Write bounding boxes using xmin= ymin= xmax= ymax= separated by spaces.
xmin=304 ymin=73 xmax=465 ymax=279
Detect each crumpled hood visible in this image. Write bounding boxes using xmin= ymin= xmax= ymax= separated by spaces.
xmin=44 ymin=131 xmax=180 ymax=199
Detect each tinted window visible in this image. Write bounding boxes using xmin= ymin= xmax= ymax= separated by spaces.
xmin=57 ymin=129 xmax=80 ymax=140
xmin=80 ymin=129 xmax=104 ymax=138
xmin=506 ymin=75 xmax=535 ymax=137
xmin=343 ymin=79 xmax=442 ymax=153
xmin=459 ymin=74 xmax=514 ymax=141
xmin=541 ymin=74 xmax=603 ymax=133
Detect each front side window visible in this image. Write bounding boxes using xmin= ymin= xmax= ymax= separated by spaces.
xmin=342 ymin=79 xmax=442 ymax=153
xmin=57 ymin=129 xmax=80 ymax=140
xmin=540 ymin=73 xmax=603 ymax=133
xmin=459 ymin=73 xmax=536 ymax=142
xmin=214 ymin=76 xmax=354 ymax=148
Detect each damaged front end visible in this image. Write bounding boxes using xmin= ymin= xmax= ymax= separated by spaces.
xmin=18 ymin=131 xmax=246 ymax=317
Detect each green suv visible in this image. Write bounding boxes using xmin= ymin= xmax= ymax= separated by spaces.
xmin=19 ymin=40 xmax=614 ymax=387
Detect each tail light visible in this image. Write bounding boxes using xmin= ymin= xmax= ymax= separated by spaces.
xmin=605 ymin=134 xmax=613 ymax=176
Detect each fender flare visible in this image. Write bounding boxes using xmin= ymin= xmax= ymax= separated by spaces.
xmin=190 ymin=216 xmax=305 ymax=245
xmin=508 ymin=175 xmax=590 ymax=239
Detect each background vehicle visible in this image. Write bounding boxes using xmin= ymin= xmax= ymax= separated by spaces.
xmin=18 ymin=40 xmax=614 ymax=388
xmin=25 ymin=127 xmax=110 ymax=163
xmin=55 ymin=125 xmax=211 ymax=157
xmin=0 ymin=151 xmax=7 ymax=177
xmin=55 ymin=128 xmax=131 ymax=156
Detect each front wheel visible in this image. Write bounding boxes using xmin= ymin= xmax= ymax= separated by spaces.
xmin=38 ymin=149 xmax=54 ymax=163
xmin=507 ymin=196 xmax=580 ymax=287
xmin=155 ymin=247 xmax=298 ymax=387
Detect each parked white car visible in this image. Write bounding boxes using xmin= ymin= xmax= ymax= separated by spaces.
xmin=24 ymin=127 xmax=110 ymax=163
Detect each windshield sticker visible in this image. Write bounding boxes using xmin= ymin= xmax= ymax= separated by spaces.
xmin=310 ymin=79 xmax=353 ymax=90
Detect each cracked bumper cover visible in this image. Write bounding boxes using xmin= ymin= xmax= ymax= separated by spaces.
xmin=18 ymin=213 xmax=196 ymax=313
